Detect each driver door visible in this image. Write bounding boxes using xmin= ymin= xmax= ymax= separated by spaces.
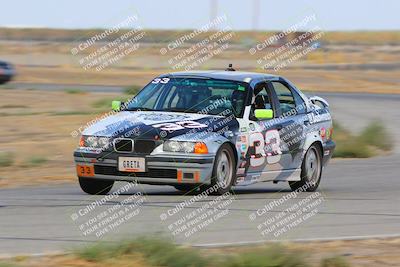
xmin=243 ymin=82 xmax=292 ymax=181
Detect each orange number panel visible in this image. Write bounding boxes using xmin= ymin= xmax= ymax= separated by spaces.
xmin=76 ymin=165 xmax=94 ymax=177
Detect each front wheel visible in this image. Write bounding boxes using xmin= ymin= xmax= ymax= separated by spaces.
xmin=79 ymin=177 xmax=114 ymax=195
xmin=210 ymin=144 xmax=236 ymax=195
xmin=289 ymin=144 xmax=322 ymax=192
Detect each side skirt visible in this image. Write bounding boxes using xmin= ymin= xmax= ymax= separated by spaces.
xmin=236 ymin=168 xmax=301 ymax=186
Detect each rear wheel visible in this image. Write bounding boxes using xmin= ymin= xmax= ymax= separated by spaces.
xmin=79 ymin=177 xmax=114 ymax=195
xmin=211 ymin=144 xmax=236 ymax=195
xmin=289 ymin=144 xmax=322 ymax=192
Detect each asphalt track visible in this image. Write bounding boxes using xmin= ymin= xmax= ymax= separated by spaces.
xmin=0 ymin=84 xmax=399 ymax=255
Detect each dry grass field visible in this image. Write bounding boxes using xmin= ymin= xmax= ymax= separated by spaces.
xmin=0 ymin=89 xmax=120 ymax=187
xmin=1 ymin=237 xmax=400 ymax=267
xmin=1 ymin=28 xmax=400 ymax=45
xmin=1 ymin=28 xmax=400 ymax=94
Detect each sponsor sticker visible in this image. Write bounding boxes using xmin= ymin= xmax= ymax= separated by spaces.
xmin=320 ymin=128 xmax=326 ymax=138
xmin=236 ymin=168 xmax=246 ymax=175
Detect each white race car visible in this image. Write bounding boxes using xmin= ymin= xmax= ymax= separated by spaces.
xmin=74 ymin=69 xmax=335 ymax=195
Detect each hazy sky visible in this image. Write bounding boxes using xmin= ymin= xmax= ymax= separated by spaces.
xmin=1 ymin=0 xmax=399 ymax=31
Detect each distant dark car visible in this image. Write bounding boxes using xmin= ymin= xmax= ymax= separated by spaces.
xmin=0 ymin=61 xmax=15 ymax=84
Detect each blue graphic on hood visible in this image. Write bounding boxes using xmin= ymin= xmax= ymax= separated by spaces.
xmin=83 ymin=111 xmax=239 ymax=141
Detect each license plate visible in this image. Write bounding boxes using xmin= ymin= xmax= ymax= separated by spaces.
xmin=76 ymin=165 xmax=94 ymax=177
xmin=118 ymin=157 xmax=146 ymax=172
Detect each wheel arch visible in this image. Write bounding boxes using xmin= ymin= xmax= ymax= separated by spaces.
xmin=302 ymin=131 xmax=324 ymax=159
xmin=223 ymin=141 xmax=238 ymax=168
xmin=308 ymin=140 xmax=323 ymax=159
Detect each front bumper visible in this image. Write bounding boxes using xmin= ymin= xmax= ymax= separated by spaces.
xmin=74 ymin=150 xmax=215 ymax=185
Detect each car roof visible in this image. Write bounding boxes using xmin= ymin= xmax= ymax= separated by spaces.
xmin=160 ymin=70 xmax=280 ymax=83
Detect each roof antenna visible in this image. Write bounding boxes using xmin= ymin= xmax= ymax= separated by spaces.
xmin=225 ymin=63 xmax=236 ymax=71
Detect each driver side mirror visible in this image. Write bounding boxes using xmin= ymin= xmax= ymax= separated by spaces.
xmin=255 ymin=109 xmax=274 ymax=120
xmin=111 ymin=100 xmax=122 ymax=112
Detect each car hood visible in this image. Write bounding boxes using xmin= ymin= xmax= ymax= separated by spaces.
xmin=82 ymin=111 xmax=238 ymax=140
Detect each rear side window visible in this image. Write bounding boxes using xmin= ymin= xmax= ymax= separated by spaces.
xmin=292 ymin=90 xmax=306 ymax=114
xmin=272 ymin=82 xmax=296 ymax=115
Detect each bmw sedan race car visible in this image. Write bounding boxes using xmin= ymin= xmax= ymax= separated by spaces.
xmin=74 ymin=69 xmax=335 ymax=195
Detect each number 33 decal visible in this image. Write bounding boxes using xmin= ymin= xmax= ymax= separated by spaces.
xmin=249 ymin=130 xmax=282 ymax=166
xmin=152 ymin=78 xmax=170 ymax=84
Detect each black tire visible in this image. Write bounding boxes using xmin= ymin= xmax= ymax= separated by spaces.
xmin=79 ymin=177 xmax=114 ymax=195
xmin=289 ymin=143 xmax=322 ymax=192
xmin=210 ymin=144 xmax=236 ymax=195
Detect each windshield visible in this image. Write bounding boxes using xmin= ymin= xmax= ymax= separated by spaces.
xmin=126 ymin=77 xmax=248 ymax=117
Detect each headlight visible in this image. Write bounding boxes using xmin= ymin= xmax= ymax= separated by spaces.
xmin=80 ymin=136 xmax=111 ymax=150
xmin=163 ymin=141 xmax=208 ymax=154
xmin=97 ymin=137 xmax=111 ymax=148
xmin=85 ymin=136 xmax=98 ymax=148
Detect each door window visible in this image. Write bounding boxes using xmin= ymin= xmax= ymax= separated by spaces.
xmin=250 ymin=83 xmax=273 ymax=120
xmin=272 ymin=82 xmax=297 ymax=116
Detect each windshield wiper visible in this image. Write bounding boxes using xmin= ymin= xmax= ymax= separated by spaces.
xmin=162 ymin=107 xmax=198 ymax=113
xmin=126 ymin=107 xmax=155 ymax=111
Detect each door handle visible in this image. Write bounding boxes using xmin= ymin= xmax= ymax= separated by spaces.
xmin=276 ymin=121 xmax=293 ymax=130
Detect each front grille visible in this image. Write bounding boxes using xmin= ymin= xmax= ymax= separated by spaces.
xmin=114 ymin=139 xmax=133 ymax=152
xmin=134 ymin=140 xmax=156 ymax=154
xmin=94 ymin=165 xmax=177 ymax=179
xmin=113 ymin=139 xmax=156 ymax=154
